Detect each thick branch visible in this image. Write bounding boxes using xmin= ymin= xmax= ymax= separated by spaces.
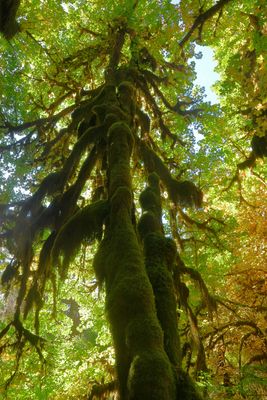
xmin=179 ymin=0 xmax=232 ymax=47
xmin=1 ymin=104 xmax=75 ymax=135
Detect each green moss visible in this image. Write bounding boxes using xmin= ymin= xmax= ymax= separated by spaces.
xmin=38 ymin=231 xmax=56 ymax=276
xmin=107 ymin=122 xmax=134 ymax=197
xmin=110 ymin=186 xmax=132 ymax=217
xmin=138 ymin=173 xmax=163 ymax=238
xmin=107 ymin=273 xmax=156 ymax=322
xmin=117 ymin=81 xmax=136 ymax=117
xmin=0 ymin=0 xmax=20 ymax=39
xmin=164 ymin=237 xmax=177 ymax=269
xmin=148 ymin=171 xmax=160 ymax=189
xmin=167 ymin=179 xmax=203 ymax=208
xmin=144 ymin=233 xmax=181 ymax=366
xmin=23 ymin=283 xmax=42 ymax=319
xmin=138 ymin=176 xmax=182 ymax=367
xmin=128 ymin=350 xmax=176 ymax=400
xmin=138 ymin=211 xmax=162 ymax=239
xmin=108 ymin=121 xmax=134 ymax=154
xmin=92 ymin=104 xmax=129 ymax=124
xmin=118 ymin=81 xmax=135 ymax=97
xmin=94 ymin=96 xmax=177 ymax=399
xmin=92 ymin=237 xmax=109 ymax=286
xmin=52 ymin=200 xmax=109 ymax=273
xmin=126 ymin=315 xmax=164 ymax=353
xmin=139 ymin=142 xmax=203 ymax=208
xmin=108 ymin=161 xmax=132 ymax=197
xmin=71 ymin=84 xmax=117 ymax=124
xmin=176 ymin=370 xmax=204 ymax=400
xmin=139 ymin=187 xmax=161 ymax=216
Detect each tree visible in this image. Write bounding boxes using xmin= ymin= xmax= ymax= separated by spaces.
xmin=0 ymin=0 xmax=266 ymax=399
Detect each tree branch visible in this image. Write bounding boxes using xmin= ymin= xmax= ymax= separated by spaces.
xmin=179 ymin=0 xmax=232 ymax=47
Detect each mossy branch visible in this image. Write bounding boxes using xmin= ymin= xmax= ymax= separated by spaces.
xmin=136 ymin=75 xmax=180 ymax=143
xmin=145 ymin=71 xmax=202 ymax=117
xmin=173 ymin=267 xmax=208 ymax=375
xmin=0 ymin=318 xmax=46 ymax=389
xmin=177 ymin=261 xmax=217 ymax=318
xmin=1 ymin=104 xmax=75 ymax=136
xmin=138 ymin=140 xmax=202 ymax=207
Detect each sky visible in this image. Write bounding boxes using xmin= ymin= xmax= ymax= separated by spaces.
xmin=192 ymin=45 xmax=219 ymax=104
xmin=169 ymin=0 xmax=220 ymax=103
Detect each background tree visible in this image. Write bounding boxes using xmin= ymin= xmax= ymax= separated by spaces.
xmin=0 ymin=0 xmax=266 ymax=399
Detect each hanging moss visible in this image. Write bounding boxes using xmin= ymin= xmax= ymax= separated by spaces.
xmin=1 ymin=261 xmax=18 ymax=285
xmin=167 ymin=179 xmax=203 ymax=208
xmin=60 ymin=131 xmax=95 ymax=182
xmin=31 ymin=197 xmax=61 ymax=235
xmin=138 ymin=141 xmax=203 ymax=208
xmin=138 ymin=140 xmax=172 ymax=183
xmin=52 ymin=199 xmax=109 ymax=274
xmin=58 ymin=146 xmax=99 ymax=223
xmin=21 ymin=172 xmax=62 ymax=217
xmin=12 ymin=218 xmax=33 ymax=268
xmin=38 ymin=231 xmax=56 ymax=278
xmin=23 ymin=282 xmax=42 ymax=319
xmin=17 ymin=146 xmax=97 ymax=261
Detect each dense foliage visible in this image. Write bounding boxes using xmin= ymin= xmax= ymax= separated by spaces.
xmin=0 ymin=0 xmax=266 ymax=399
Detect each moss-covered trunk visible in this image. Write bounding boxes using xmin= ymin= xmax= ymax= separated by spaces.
xmin=93 ymin=84 xmax=177 ymax=399
xmin=138 ymin=174 xmax=203 ymax=400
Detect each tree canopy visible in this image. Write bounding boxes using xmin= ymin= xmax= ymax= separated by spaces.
xmin=0 ymin=0 xmax=266 ymax=399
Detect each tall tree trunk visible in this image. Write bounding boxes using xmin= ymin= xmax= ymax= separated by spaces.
xmin=93 ymin=81 xmax=177 ymax=399
xmin=91 ymin=70 xmax=203 ymax=398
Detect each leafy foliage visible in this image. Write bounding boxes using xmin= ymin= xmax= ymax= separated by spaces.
xmin=0 ymin=0 xmax=266 ymax=399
